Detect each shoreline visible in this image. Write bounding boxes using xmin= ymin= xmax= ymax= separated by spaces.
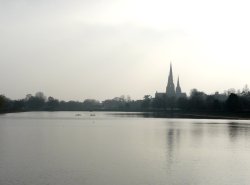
xmin=109 ymin=112 xmax=250 ymax=120
xmin=1 ymin=110 xmax=250 ymax=120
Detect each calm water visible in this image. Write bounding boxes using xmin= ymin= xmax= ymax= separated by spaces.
xmin=0 ymin=112 xmax=250 ymax=185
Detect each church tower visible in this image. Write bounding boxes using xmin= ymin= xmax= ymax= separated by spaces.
xmin=176 ymin=76 xmax=182 ymax=97
xmin=155 ymin=63 xmax=186 ymax=99
xmin=166 ymin=63 xmax=176 ymax=96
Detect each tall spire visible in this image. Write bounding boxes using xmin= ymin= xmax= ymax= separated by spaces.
xmin=166 ymin=62 xmax=176 ymax=96
xmin=169 ymin=62 xmax=173 ymax=81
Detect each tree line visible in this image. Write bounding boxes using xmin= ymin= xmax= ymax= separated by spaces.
xmin=1 ymin=86 xmax=250 ymax=114
xmin=150 ymin=87 xmax=250 ymax=113
xmin=0 ymin=93 xmax=142 ymax=113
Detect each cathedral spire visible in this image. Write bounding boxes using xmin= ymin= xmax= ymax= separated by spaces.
xmin=176 ymin=76 xmax=182 ymax=96
xmin=155 ymin=63 xmax=186 ymax=99
xmin=169 ymin=62 xmax=173 ymax=81
xmin=166 ymin=62 xmax=176 ymax=96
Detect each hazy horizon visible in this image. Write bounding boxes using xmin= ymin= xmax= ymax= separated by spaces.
xmin=1 ymin=0 xmax=250 ymax=101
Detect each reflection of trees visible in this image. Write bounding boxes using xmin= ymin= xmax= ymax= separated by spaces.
xmin=228 ymin=122 xmax=250 ymax=141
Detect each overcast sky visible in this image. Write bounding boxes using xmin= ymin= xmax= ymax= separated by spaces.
xmin=1 ymin=0 xmax=250 ymax=101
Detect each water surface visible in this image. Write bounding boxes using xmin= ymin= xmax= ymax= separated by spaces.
xmin=0 ymin=112 xmax=250 ymax=185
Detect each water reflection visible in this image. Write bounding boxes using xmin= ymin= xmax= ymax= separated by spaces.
xmin=166 ymin=128 xmax=174 ymax=163
xmin=1 ymin=112 xmax=250 ymax=185
xmin=228 ymin=122 xmax=250 ymax=141
xmin=192 ymin=121 xmax=250 ymax=142
xmin=165 ymin=126 xmax=181 ymax=166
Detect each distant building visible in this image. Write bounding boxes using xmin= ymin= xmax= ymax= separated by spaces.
xmin=166 ymin=63 xmax=176 ymax=96
xmin=155 ymin=63 xmax=186 ymax=99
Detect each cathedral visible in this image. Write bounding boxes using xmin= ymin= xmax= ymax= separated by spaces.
xmin=155 ymin=63 xmax=186 ymax=98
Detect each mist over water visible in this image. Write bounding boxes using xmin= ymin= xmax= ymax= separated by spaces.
xmin=0 ymin=112 xmax=250 ymax=185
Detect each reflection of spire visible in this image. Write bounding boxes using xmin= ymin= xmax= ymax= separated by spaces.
xmin=165 ymin=127 xmax=181 ymax=169
xmin=167 ymin=129 xmax=174 ymax=162
xmin=166 ymin=62 xmax=176 ymax=96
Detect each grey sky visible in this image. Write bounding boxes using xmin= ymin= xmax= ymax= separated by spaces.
xmin=1 ymin=0 xmax=250 ymax=101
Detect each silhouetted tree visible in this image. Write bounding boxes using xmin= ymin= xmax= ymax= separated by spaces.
xmin=128 ymin=100 xmax=142 ymax=111
xmin=188 ymin=89 xmax=206 ymax=110
xmin=2 ymin=85 xmax=250 ymax=115
xmin=46 ymin=96 xmax=59 ymax=111
xmin=165 ymin=96 xmax=176 ymax=110
xmin=0 ymin=95 xmax=6 ymax=112
xmin=83 ymin=99 xmax=101 ymax=110
xmin=141 ymin=95 xmax=152 ymax=110
xmin=152 ymin=96 xmax=167 ymax=110
xmin=226 ymin=93 xmax=242 ymax=112
xmin=35 ymin=92 xmax=47 ymax=101
xmin=0 ymin=95 xmax=13 ymax=113
xmin=12 ymin=99 xmax=25 ymax=112
xmin=213 ymin=99 xmax=222 ymax=111
xmin=177 ymin=96 xmax=188 ymax=110
xmin=225 ymin=88 xmax=236 ymax=96
xmin=241 ymin=85 xmax=250 ymax=96
xmin=25 ymin=92 xmax=46 ymax=110
xmin=102 ymin=95 xmax=131 ymax=110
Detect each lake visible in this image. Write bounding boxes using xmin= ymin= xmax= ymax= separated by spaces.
xmin=0 ymin=112 xmax=250 ymax=185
